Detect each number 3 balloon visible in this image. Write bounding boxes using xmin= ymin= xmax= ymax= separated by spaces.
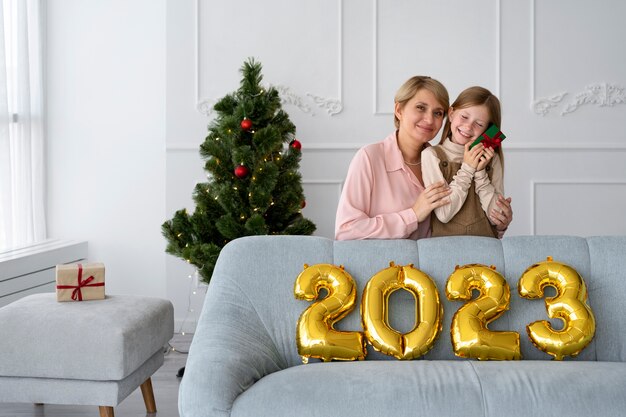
xmin=518 ymin=257 xmax=596 ymax=360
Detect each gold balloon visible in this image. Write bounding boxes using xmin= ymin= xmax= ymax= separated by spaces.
xmin=518 ymin=257 xmax=596 ymax=360
xmin=446 ymin=264 xmax=521 ymax=360
xmin=361 ymin=262 xmax=443 ymax=360
xmin=294 ymin=263 xmax=366 ymax=362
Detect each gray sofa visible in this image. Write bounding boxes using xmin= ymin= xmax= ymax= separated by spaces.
xmin=179 ymin=235 xmax=626 ymax=417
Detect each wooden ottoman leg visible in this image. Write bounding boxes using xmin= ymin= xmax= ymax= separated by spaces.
xmin=99 ymin=406 xmax=115 ymax=417
xmin=140 ymin=377 xmax=157 ymax=413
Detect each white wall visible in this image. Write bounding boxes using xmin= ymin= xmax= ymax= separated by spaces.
xmin=46 ymin=0 xmax=626 ymax=329
xmin=165 ymin=0 xmax=626 ymax=326
xmin=46 ymin=0 xmax=167 ymax=298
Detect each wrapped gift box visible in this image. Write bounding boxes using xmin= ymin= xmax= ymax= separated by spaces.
xmin=470 ymin=124 xmax=506 ymax=150
xmin=56 ymin=263 xmax=105 ymax=302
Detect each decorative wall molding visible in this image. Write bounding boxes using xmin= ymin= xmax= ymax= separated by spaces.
xmin=561 ymin=83 xmax=626 ymax=115
xmin=302 ymin=179 xmax=345 ymax=186
xmin=530 ymin=0 xmax=626 ymax=116
xmin=532 ymin=92 xmax=567 ymax=116
xmin=197 ymin=99 xmax=215 ymax=117
xmin=196 ymin=85 xmax=344 ymax=117
xmin=504 ymin=143 xmax=626 ymax=151
xmin=373 ymin=0 xmax=501 ymax=115
xmin=195 ymin=0 xmax=344 ymax=117
xmin=531 ymin=180 xmax=626 ymax=234
xmin=533 ymin=83 xmax=626 ymax=116
xmin=306 ymin=93 xmax=343 ymax=116
xmin=302 ymin=180 xmax=344 ymax=204
xmin=274 ymin=85 xmax=312 ymax=114
xmin=167 ymin=142 xmax=362 ymax=153
xmin=166 ymin=142 xmax=626 ymax=152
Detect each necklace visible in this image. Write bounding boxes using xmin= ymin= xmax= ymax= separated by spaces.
xmin=404 ymin=160 xmax=421 ymax=166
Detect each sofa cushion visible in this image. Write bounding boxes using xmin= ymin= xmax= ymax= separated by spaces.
xmin=231 ymin=361 xmax=626 ymax=417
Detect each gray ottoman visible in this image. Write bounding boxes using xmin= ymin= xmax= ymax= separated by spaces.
xmin=0 ymin=293 xmax=174 ymax=416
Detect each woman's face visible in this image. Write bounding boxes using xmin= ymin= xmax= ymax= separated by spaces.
xmin=448 ymin=104 xmax=490 ymax=145
xmin=395 ymin=89 xmax=446 ymax=146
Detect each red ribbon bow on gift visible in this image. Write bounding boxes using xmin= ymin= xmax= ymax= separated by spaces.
xmin=56 ymin=264 xmax=104 ymax=301
xmin=480 ymin=130 xmax=504 ymax=149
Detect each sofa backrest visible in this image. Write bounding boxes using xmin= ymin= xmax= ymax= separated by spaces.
xmin=204 ymin=235 xmax=626 ymax=366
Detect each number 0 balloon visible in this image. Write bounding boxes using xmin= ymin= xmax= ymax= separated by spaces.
xmin=361 ymin=262 xmax=443 ymax=360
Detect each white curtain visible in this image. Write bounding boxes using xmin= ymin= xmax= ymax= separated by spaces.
xmin=0 ymin=0 xmax=45 ymax=250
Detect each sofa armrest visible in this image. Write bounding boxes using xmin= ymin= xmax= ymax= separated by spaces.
xmin=178 ymin=276 xmax=286 ymax=417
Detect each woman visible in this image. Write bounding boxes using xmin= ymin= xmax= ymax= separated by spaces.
xmin=335 ymin=76 xmax=512 ymax=240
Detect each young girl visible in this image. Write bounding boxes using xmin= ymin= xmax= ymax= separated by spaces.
xmin=421 ymin=86 xmax=506 ymax=238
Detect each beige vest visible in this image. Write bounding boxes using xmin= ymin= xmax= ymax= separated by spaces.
xmin=430 ymin=146 xmax=498 ymax=238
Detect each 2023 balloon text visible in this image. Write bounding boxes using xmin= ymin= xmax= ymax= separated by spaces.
xmin=294 ymin=257 xmax=595 ymax=362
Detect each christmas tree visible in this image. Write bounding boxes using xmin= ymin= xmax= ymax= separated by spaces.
xmin=162 ymin=58 xmax=316 ymax=284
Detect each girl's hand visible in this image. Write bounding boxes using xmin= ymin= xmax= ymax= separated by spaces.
xmin=476 ymin=146 xmax=495 ymax=171
xmin=412 ymin=181 xmax=452 ymax=223
xmin=463 ymin=142 xmax=484 ymax=169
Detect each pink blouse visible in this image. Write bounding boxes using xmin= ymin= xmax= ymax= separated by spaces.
xmin=335 ymin=132 xmax=431 ymax=240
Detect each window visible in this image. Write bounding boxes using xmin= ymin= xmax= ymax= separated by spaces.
xmin=0 ymin=0 xmax=45 ymax=250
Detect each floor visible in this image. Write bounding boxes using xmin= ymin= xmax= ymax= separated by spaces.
xmin=0 ymin=333 xmax=191 ymax=417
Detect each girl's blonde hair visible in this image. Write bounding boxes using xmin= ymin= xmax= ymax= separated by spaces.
xmin=394 ymin=76 xmax=450 ymax=129
xmin=440 ymin=86 xmax=504 ymax=163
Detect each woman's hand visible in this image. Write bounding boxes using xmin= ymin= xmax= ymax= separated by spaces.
xmin=476 ymin=146 xmax=495 ymax=171
xmin=413 ymin=181 xmax=452 ymax=223
xmin=490 ymin=195 xmax=513 ymax=232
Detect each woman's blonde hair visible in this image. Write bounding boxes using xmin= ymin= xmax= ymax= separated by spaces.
xmin=394 ymin=76 xmax=450 ymax=129
xmin=440 ymin=86 xmax=504 ymax=164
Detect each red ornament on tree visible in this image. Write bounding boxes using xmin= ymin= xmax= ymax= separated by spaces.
xmin=290 ymin=139 xmax=302 ymax=150
xmin=234 ymin=165 xmax=249 ymax=178
xmin=301 ymin=200 xmax=306 ymax=209
xmin=241 ymin=118 xmax=252 ymax=131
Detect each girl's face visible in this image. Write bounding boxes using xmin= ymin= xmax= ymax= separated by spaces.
xmin=448 ymin=104 xmax=491 ymax=145
xmin=395 ymin=89 xmax=446 ymax=146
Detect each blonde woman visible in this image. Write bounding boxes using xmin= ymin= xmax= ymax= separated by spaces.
xmin=336 ymin=76 xmax=454 ymax=240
